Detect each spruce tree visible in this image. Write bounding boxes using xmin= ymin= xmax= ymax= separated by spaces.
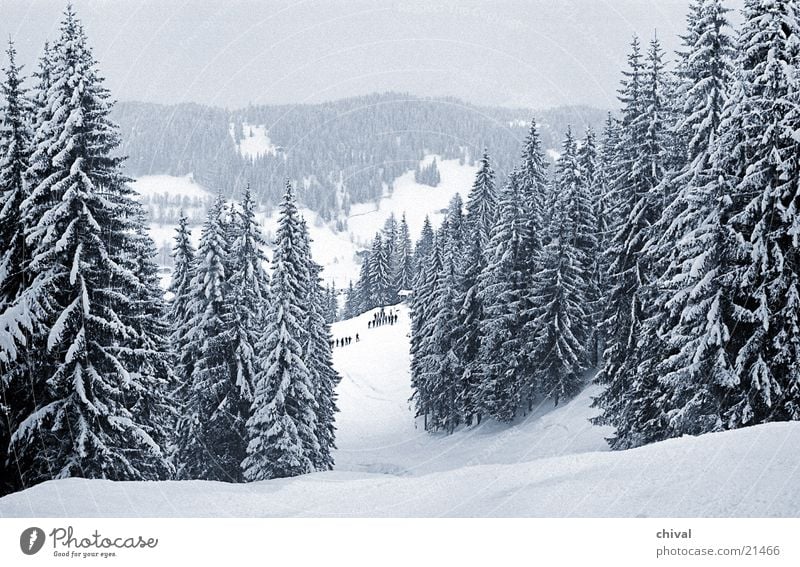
xmin=243 ymin=183 xmax=319 ymax=480
xmin=167 ymin=213 xmax=197 ymax=412
xmin=654 ymin=0 xmax=736 ymax=437
xmin=418 ymin=242 xmax=461 ymax=432
xmin=0 ymin=40 xmax=32 ymax=495
xmin=369 ymin=233 xmax=391 ymax=307
xmin=410 ymin=227 xmax=443 ymax=428
xmin=356 ymin=251 xmax=373 ymax=314
xmin=298 ymin=223 xmax=340 ymax=469
xmin=476 ymin=172 xmax=528 ymax=421
xmin=593 ymin=35 xmax=670 ymax=449
xmin=4 ymin=7 xmax=170 ymax=484
xmin=577 ymin=127 xmax=605 ymax=366
xmin=393 ymin=212 xmax=415 ymax=292
xmin=175 ymin=194 xmax=237 ymax=480
xmin=413 ymin=215 xmax=435 ymax=283
xmin=517 ymin=118 xmax=550 ymax=257
xmin=526 ymin=176 xmax=589 ymax=407
xmin=223 ymin=186 xmax=271 ymax=411
xmin=0 ymin=41 xmax=31 ymax=313
xmin=722 ymin=0 xmax=800 ymax=426
xmin=466 ymin=150 xmax=498 ymax=249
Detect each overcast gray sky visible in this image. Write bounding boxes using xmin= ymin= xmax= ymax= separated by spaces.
xmin=0 ymin=0 xmax=744 ymax=109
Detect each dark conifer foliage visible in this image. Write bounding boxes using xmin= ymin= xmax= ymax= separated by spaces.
xmin=0 ymin=7 xmax=172 ymax=489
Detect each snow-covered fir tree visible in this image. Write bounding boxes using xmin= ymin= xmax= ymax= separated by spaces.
xmin=175 ymin=194 xmax=239 ymax=481
xmin=392 ymin=212 xmax=415 ymax=293
xmin=577 ymin=126 xmax=605 ymax=366
xmin=720 ymin=0 xmax=800 ymax=426
xmin=592 ymin=35 xmax=671 ymax=449
xmin=224 ymin=187 xmax=271 ymax=404
xmin=242 ymin=182 xmax=319 ymax=480
xmin=368 ymin=233 xmax=392 ymax=307
xmin=413 ymin=215 xmax=435 ymax=282
xmin=0 ymin=42 xmax=31 ymax=314
xmin=343 ymin=281 xmax=358 ymax=319
xmin=2 ymin=6 xmax=171 ymax=486
xmin=167 ymin=212 xmax=197 ymax=415
xmin=298 ymin=222 xmax=340 ymax=470
xmin=476 ymin=172 xmax=529 ymax=421
xmin=323 ymin=284 xmax=339 ymax=323
xmin=523 ymin=128 xmax=596 ymax=407
xmin=417 ymin=238 xmax=461 ymax=432
xmin=651 ymin=0 xmax=736 ymax=438
xmin=517 ymin=118 xmax=550 ymax=260
xmin=410 ymin=225 xmax=443 ymax=429
xmin=355 ymin=250 xmax=374 ymax=314
xmin=465 ymin=150 xmax=498 ymax=250
xmin=0 ymin=40 xmax=32 ymax=495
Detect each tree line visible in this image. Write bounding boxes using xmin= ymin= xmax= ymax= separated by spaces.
xmin=0 ymin=7 xmax=338 ymax=496
xmin=402 ymin=0 xmax=800 ymax=446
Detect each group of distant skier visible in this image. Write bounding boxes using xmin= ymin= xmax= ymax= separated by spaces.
xmin=368 ymin=308 xmax=398 ymax=328
xmin=331 ymin=335 xmax=358 ymax=348
xmin=330 ymin=308 xmax=399 ymax=349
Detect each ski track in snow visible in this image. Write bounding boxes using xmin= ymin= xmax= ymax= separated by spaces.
xmin=3 ymin=303 xmax=800 ymax=517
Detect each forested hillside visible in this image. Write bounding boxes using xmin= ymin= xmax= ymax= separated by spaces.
xmin=112 ymin=96 xmax=606 ymax=220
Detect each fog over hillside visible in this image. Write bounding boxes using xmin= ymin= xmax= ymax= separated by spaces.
xmin=0 ymin=0 xmax=743 ymax=110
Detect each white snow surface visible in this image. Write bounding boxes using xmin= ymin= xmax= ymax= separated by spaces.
xmin=2 ymin=304 xmax=800 ymax=517
xmin=131 ymin=174 xmax=212 ymax=199
xmin=231 ymin=123 xmax=279 ymax=159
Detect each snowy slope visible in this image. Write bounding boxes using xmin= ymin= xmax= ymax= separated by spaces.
xmin=331 ymin=306 xmax=611 ymax=476
xmin=230 ymin=123 xmax=279 ymax=159
xmin=2 ymin=304 xmax=800 ymax=518
xmin=134 ymin=155 xmax=477 ymax=287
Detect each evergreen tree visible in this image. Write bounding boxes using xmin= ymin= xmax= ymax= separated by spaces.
xmin=120 ymin=203 xmax=176 ymax=477
xmin=393 ymin=212 xmax=415 ymax=292
xmin=410 ymin=227 xmax=443 ymax=428
xmin=517 ymin=118 xmax=550 ymax=257
xmin=577 ymin=126 xmax=604 ymax=366
xmin=0 ymin=40 xmax=32 ymax=496
xmin=175 ymin=194 xmax=237 ymax=480
xmin=382 ymin=213 xmax=399 ymax=302
xmin=224 ymin=187 xmax=270 ymax=406
xmin=476 ymin=172 xmax=528 ymax=421
xmin=653 ymin=0 xmax=736 ymax=437
xmin=418 ymin=242 xmax=461 ymax=432
xmin=298 ymin=223 xmax=340 ymax=470
xmin=324 ymin=284 xmax=339 ymax=323
xmin=167 ymin=213 xmax=196 ymax=412
xmin=593 ymin=35 xmax=670 ymax=448
xmin=0 ymin=41 xmax=31 ymax=313
xmin=368 ymin=233 xmax=391 ymax=307
xmin=356 ymin=251 xmax=373 ymax=314
xmin=526 ymin=177 xmax=589 ymax=407
xmin=242 ymin=183 xmax=319 ymax=480
xmin=4 ymin=7 xmax=170 ymax=485
xmin=722 ymin=0 xmax=800 ymax=426
xmin=343 ymin=281 xmax=358 ymax=319
xmin=413 ymin=215 xmax=435 ymax=283
xmin=466 ymin=150 xmax=498 ymax=249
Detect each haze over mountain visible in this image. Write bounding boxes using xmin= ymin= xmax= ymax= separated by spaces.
xmin=0 ymin=0 xmax=743 ymax=110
